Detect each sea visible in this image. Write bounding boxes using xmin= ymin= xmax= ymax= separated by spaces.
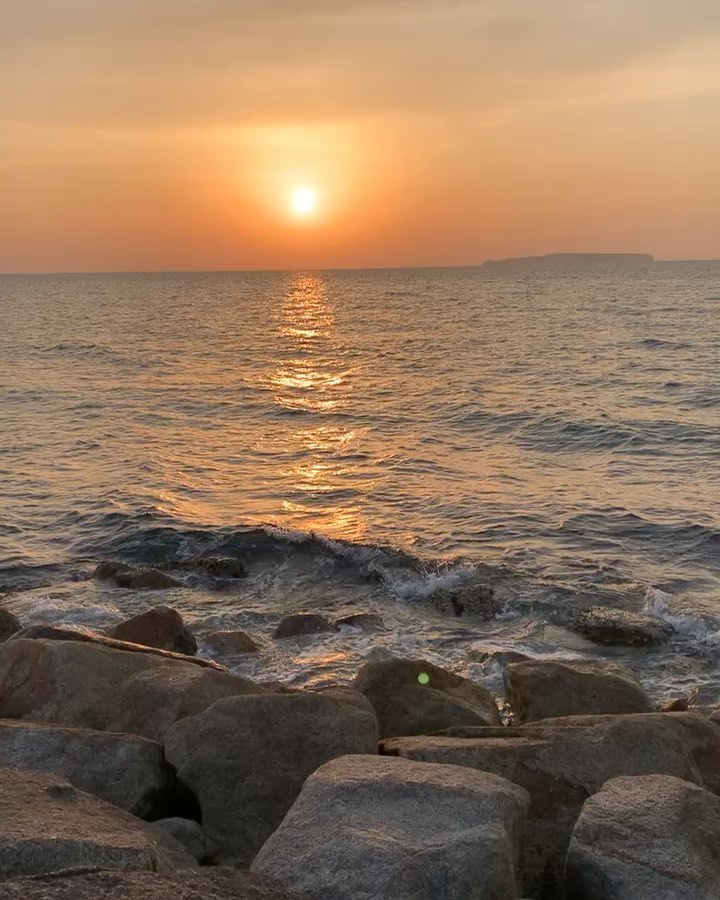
xmin=1 ymin=263 xmax=719 ymax=705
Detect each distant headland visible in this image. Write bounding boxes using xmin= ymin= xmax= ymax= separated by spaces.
xmin=481 ymin=253 xmax=655 ymax=271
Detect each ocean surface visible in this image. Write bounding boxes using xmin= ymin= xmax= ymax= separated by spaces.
xmin=1 ymin=263 xmax=720 ymax=704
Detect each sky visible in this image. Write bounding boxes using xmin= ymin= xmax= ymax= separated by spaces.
xmin=2 ymin=0 xmax=719 ymax=272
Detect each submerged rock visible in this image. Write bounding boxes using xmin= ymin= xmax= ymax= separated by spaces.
xmin=570 ymin=606 xmax=674 ymax=646
xmin=504 ymin=659 xmax=653 ymax=723
xmin=164 ymin=690 xmax=378 ymax=865
xmin=0 ymin=768 xmax=192 ymax=879
xmin=335 ymin=613 xmax=385 ymax=630
xmin=94 ymin=561 xmax=181 ymax=590
xmin=205 ymin=630 xmax=260 ymax=654
xmin=0 ymin=608 xmax=21 ymax=643
xmin=0 ymin=868 xmax=302 ymax=900
xmin=108 ymin=606 xmax=197 ymax=655
xmin=566 ymin=775 xmax=720 ymax=899
xmin=354 ymin=657 xmax=501 ymax=738
xmin=426 ymin=583 xmax=495 ymax=620
xmin=382 ymin=712 xmax=720 ymax=898
xmin=185 ymin=556 xmax=246 ymax=578
xmin=273 ymin=614 xmax=333 ymax=639
xmin=252 ymin=754 xmax=529 ymax=900
xmin=0 ymin=719 xmax=177 ymax=818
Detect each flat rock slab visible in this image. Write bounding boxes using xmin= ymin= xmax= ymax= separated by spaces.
xmin=566 ymin=775 xmax=720 ymax=899
xmin=252 ymin=754 xmax=529 ymax=900
xmin=382 ymin=713 xmax=720 ymax=899
xmin=570 ymin=607 xmax=674 ymax=646
xmin=165 ymin=690 xmax=379 ymax=865
xmin=0 ymin=718 xmax=174 ymax=818
xmin=0 ymin=868 xmax=303 ymax=899
xmin=504 ymin=658 xmax=653 ymax=723
xmin=0 ymin=768 xmax=192 ymax=878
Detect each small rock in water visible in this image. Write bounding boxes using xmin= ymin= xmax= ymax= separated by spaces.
xmin=426 ymin=583 xmax=495 ymax=620
xmin=335 ymin=613 xmax=385 ymax=630
xmin=662 ymin=696 xmax=690 ymax=712
xmin=0 ymin=609 xmax=21 ymax=643
xmin=571 ymin=606 xmax=674 ymax=646
xmin=94 ymin=561 xmax=181 ymax=591
xmin=109 ymin=606 xmax=197 ymax=655
xmin=186 ymin=556 xmax=245 ymax=578
xmin=205 ymin=629 xmax=260 ymax=654
xmin=273 ymin=614 xmax=334 ymax=639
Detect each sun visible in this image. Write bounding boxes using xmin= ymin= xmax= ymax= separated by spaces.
xmin=291 ymin=185 xmax=317 ymax=217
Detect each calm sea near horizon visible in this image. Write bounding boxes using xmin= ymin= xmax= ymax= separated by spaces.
xmin=1 ymin=262 xmax=720 ymax=701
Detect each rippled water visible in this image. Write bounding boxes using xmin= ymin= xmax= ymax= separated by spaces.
xmin=1 ymin=264 xmax=719 ymax=701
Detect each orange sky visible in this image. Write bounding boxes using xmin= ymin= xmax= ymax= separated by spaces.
xmin=2 ymin=0 xmax=719 ymax=273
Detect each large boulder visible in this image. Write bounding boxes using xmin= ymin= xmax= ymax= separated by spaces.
xmin=0 ymin=719 xmax=177 ymax=818
xmin=109 ymin=664 xmax=268 ymax=742
xmin=252 ymin=754 xmax=529 ymax=900
xmin=570 ymin=606 xmax=674 ymax=646
xmin=504 ymin=659 xmax=653 ymax=723
xmin=382 ymin=713 xmax=720 ymax=899
xmin=354 ymin=657 xmax=500 ymax=738
xmin=273 ymin=615 xmax=333 ymax=639
xmin=0 ymin=868 xmax=302 ymax=900
xmin=0 ymin=768 xmax=192 ymax=879
xmin=0 ymin=609 xmax=21 ymax=643
xmin=9 ymin=625 xmax=223 ymax=668
xmin=0 ymin=637 xmax=221 ymax=730
xmin=108 ymin=607 xmax=197 ymax=655
xmin=165 ymin=690 xmax=379 ymax=865
xmin=566 ymin=775 xmax=720 ymax=899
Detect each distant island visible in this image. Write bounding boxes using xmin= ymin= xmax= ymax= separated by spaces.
xmin=481 ymin=253 xmax=655 ymax=271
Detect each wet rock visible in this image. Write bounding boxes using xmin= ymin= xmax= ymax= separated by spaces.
xmin=108 ymin=606 xmax=197 ymax=655
xmin=153 ymin=818 xmax=216 ymax=864
xmin=273 ymin=614 xmax=333 ymax=639
xmin=663 ymin=696 xmax=691 ymax=712
xmin=0 ymin=768 xmax=193 ymax=879
xmin=0 ymin=637 xmax=222 ymax=729
xmin=0 ymin=869 xmax=303 ymax=900
xmin=10 ymin=624 xmax=223 ymax=669
xmin=94 ymin=561 xmax=181 ymax=590
xmin=382 ymin=713 xmax=720 ymax=899
xmin=566 ymin=775 xmax=720 ymax=899
xmin=354 ymin=657 xmax=501 ymax=738
xmin=335 ymin=613 xmax=384 ymax=630
xmin=570 ymin=606 xmax=674 ymax=646
xmin=253 ymin=755 xmax=529 ymax=900
xmin=426 ymin=583 xmax=495 ymax=620
xmin=206 ymin=629 xmax=260 ymax=654
xmin=109 ymin=664 xmax=267 ymax=742
xmin=0 ymin=608 xmax=21 ymax=643
xmin=504 ymin=659 xmax=653 ymax=723
xmin=0 ymin=719 xmax=177 ymax=818
xmin=186 ymin=556 xmax=245 ymax=578
xmin=165 ymin=690 xmax=378 ymax=865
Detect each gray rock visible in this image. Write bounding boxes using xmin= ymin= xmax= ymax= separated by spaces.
xmin=252 ymin=754 xmax=529 ymax=900
xmin=0 ymin=868 xmax=304 ymax=900
xmin=382 ymin=712 xmax=720 ymax=899
xmin=165 ymin=690 xmax=379 ymax=865
xmin=153 ymin=818 xmax=216 ymax=863
xmin=0 ymin=768 xmax=193 ymax=879
xmin=273 ymin=615 xmax=333 ymax=638
xmin=108 ymin=606 xmax=197 ymax=655
xmin=354 ymin=657 xmax=501 ymax=738
xmin=504 ymin=659 xmax=653 ymax=723
xmin=0 ymin=719 xmax=176 ymax=818
xmin=426 ymin=583 xmax=495 ymax=620
xmin=206 ymin=629 xmax=260 ymax=654
xmin=566 ymin=775 xmax=720 ymax=899
xmin=0 ymin=608 xmax=21 ymax=643
xmin=571 ymin=606 xmax=674 ymax=646
xmin=109 ymin=664 xmax=267 ymax=742
xmin=0 ymin=637 xmax=222 ymax=729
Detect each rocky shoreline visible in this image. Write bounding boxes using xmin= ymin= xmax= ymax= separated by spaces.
xmin=0 ymin=568 xmax=718 ymax=900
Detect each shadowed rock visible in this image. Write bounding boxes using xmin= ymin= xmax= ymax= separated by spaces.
xmin=165 ymin=690 xmax=379 ymax=865
xmin=426 ymin=584 xmax=495 ymax=620
xmin=94 ymin=561 xmax=181 ymax=590
xmin=206 ymin=630 xmax=260 ymax=654
xmin=570 ymin=606 xmax=674 ymax=646
xmin=273 ymin=614 xmax=333 ymax=639
xmin=566 ymin=775 xmax=720 ymax=899
xmin=354 ymin=657 xmax=501 ymax=738
xmin=252 ymin=754 xmax=529 ymax=900
xmin=108 ymin=606 xmax=197 ymax=655
xmin=504 ymin=659 xmax=653 ymax=723
xmin=153 ymin=818 xmax=216 ymax=864
xmin=0 ymin=609 xmax=21 ymax=643
xmin=335 ymin=613 xmax=384 ymax=630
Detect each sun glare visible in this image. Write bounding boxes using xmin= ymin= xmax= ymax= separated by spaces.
xmin=291 ymin=185 xmax=317 ymax=217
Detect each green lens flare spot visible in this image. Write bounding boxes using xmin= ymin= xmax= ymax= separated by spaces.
xmin=418 ymin=672 xmax=430 ymax=686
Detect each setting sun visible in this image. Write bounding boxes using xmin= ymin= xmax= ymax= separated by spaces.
xmin=291 ymin=186 xmax=317 ymax=218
